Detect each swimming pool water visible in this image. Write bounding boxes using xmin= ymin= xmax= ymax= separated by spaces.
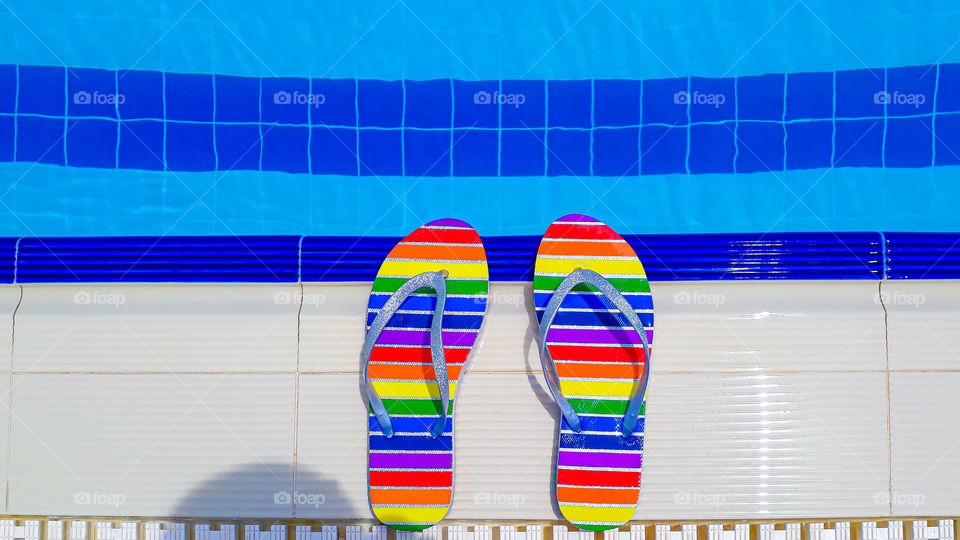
xmin=0 ymin=0 xmax=957 ymax=236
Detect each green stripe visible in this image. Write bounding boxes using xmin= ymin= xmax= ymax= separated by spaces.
xmin=372 ymin=277 xmax=488 ymax=295
xmin=375 ymin=399 xmax=455 ymax=415
xmin=568 ymin=398 xmax=646 ymax=416
xmin=534 ymin=275 xmax=650 ymax=293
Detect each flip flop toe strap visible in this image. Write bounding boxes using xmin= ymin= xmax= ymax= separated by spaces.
xmin=538 ymin=268 xmax=651 ymax=436
xmin=361 ymin=271 xmax=449 ymax=438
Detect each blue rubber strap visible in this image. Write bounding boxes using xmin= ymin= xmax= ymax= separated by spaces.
xmin=538 ymin=268 xmax=651 ymax=436
xmin=360 ymin=271 xmax=449 ymax=438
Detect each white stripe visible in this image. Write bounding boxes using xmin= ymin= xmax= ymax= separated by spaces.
xmin=536 ymin=272 xmax=647 ymax=279
xmin=372 ymin=344 xmax=471 ymax=349
xmin=378 ymin=274 xmax=484 ymax=281
xmin=370 ymin=309 xmax=486 ymax=316
xmin=371 ymin=292 xmax=487 ymax=298
xmin=542 ymin=237 xmax=624 ymax=243
xmin=402 ymin=241 xmax=481 ymax=247
xmin=423 ymin=224 xmax=473 ymax=230
xmin=538 ymin=254 xmax=637 ymax=261
xmin=545 ymin=341 xmax=653 ymax=348
xmin=533 ymin=289 xmax=651 ymax=297
xmin=550 ymin=324 xmax=655 ymax=331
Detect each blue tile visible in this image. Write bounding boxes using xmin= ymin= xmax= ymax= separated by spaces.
xmin=834 ymin=119 xmax=883 ymax=167
xmin=0 ymin=65 xmax=14 ymax=114
xmin=548 ymin=80 xmax=590 ymax=128
xmin=836 ymin=68 xmax=885 ymax=118
xmin=0 ymin=116 xmax=13 ymax=161
xmin=405 ymin=80 xmax=451 ymax=129
xmin=66 ymin=118 xmax=116 ymax=168
xmin=311 ymin=79 xmax=357 ymax=127
xmin=452 ymin=129 xmax=497 ymax=176
xmin=359 ymin=129 xmax=402 ymax=175
xmin=215 ymin=124 xmax=261 ymax=171
xmin=786 ymin=71 xmax=833 ymax=120
xmin=67 ymin=67 xmax=117 ymax=118
xmin=594 ymin=80 xmax=641 ymax=127
xmin=165 ymin=73 xmax=213 ymax=122
xmin=358 ymin=80 xmax=402 ymax=128
xmin=934 ymin=114 xmax=960 ymax=166
xmin=311 ymin=127 xmax=358 ymax=175
xmin=737 ymin=74 xmax=784 ymax=121
xmin=736 ymin=121 xmax=785 ymax=172
xmin=118 ymin=120 xmax=163 ymax=170
xmin=500 ymin=129 xmax=545 ymax=175
xmin=642 ymin=78 xmax=687 ymax=125
xmin=595 ymin=127 xmax=639 ymax=176
xmin=452 ymin=80 xmax=498 ymax=129
xmin=885 ymin=65 xmax=935 ymax=116
xmin=261 ymin=125 xmax=309 ymax=173
xmin=937 ymin=64 xmax=960 ymax=113
xmin=689 ymin=77 xmax=734 ymax=123
xmin=501 ymin=80 xmax=545 ymax=128
xmin=16 ymin=116 xmax=64 ymax=164
xmin=547 ymin=129 xmax=589 ymax=176
xmin=117 ymin=70 xmax=163 ymax=120
xmin=885 ymin=116 xmax=933 ymax=167
xmin=689 ymin=123 xmax=735 ymax=174
xmin=262 ymin=77 xmax=311 ymax=125
xmin=786 ymin=121 xmax=832 ymax=170
xmin=404 ymin=129 xmax=450 ymax=176
xmin=18 ymin=65 xmax=65 ymax=116
xmin=166 ymin=122 xmax=215 ymax=171
xmin=215 ymin=75 xmax=259 ymax=123
xmin=640 ymin=125 xmax=684 ymax=175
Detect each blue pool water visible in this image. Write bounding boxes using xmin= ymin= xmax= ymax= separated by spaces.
xmin=0 ymin=0 xmax=958 ymax=236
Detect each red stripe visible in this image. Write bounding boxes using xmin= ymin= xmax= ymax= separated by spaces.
xmin=557 ymin=469 xmax=640 ymax=488
xmin=403 ymin=228 xmax=481 ymax=244
xmin=548 ymin=345 xmax=647 ymax=363
xmin=543 ymin=223 xmax=622 ymax=241
xmin=369 ymin=346 xmax=470 ymax=364
xmin=369 ymin=470 xmax=453 ymax=488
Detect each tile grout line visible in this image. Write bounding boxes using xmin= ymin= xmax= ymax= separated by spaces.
xmin=4 ymin=284 xmax=23 ymax=514
xmin=878 ymin=278 xmax=893 ymax=516
xmin=291 ymin=281 xmax=304 ymax=518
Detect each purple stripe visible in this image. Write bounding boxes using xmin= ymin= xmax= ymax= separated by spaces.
xmin=369 ymin=453 xmax=453 ymax=469
xmin=546 ymin=327 xmax=654 ymax=345
xmin=376 ymin=329 xmax=479 ymax=347
xmin=559 ymin=214 xmax=600 ymax=223
xmin=558 ymin=450 xmax=642 ymax=469
xmin=427 ymin=218 xmax=471 ymax=228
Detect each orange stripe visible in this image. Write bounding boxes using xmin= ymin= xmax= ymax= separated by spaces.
xmin=557 ymin=486 xmax=639 ymax=505
xmin=538 ymin=239 xmax=636 ymax=258
xmin=556 ymin=362 xmax=644 ymax=379
xmin=390 ymin=243 xmax=486 ymax=262
xmin=368 ymin=363 xmax=463 ymax=381
xmin=369 ymin=488 xmax=452 ymax=505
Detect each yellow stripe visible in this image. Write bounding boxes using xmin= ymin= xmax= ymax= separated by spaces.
xmin=559 ymin=379 xmax=638 ymax=398
xmin=371 ymin=505 xmax=448 ymax=525
xmin=373 ymin=380 xmax=458 ymax=399
xmin=559 ymin=504 xmax=636 ymax=524
xmin=535 ymin=257 xmax=645 ymax=277
xmin=379 ymin=260 xmax=489 ymax=279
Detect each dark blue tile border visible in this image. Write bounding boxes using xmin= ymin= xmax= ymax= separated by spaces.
xmin=0 ymin=231 xmax=953 ymax=282
xmin=2 ymin=62 xmax=958 ymax=177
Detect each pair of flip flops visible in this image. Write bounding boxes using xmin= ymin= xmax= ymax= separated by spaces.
xmin=361 ymin=215 xmax=652 ymax=531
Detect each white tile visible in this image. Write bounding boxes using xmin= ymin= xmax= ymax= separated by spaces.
xmin=295 ymin=373 xmax=369 ymax=518
xmin=653 ymin=281 xmax=887 ymax=373
xmin=8 ymin=374 xmax=296 ymax=517
xmin=13 ymin=284 xmax=299 ymax=372
xmin=299 ymin=281 xmax=886 ymax=375
xmin=297 ymin=370 xmax=889 ymax=520
xmin=0 ymin=285 xmax=22 ymax=372
xmin=636 ymin=372 xmax=890 ymax=519
xmin=890 ymin=372 xmax=960 ymax=515
xmin=884 ymin=280 xmax=960 ymax=371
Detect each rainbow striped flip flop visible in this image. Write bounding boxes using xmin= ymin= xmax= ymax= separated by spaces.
xmin=361 ymin=218 xmax=489 ymax=531
xmin=534 ymin=214 xmax=653 ymax=531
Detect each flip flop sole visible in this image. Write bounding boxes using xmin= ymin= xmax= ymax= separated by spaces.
xmin=366 ymin=218 xmax=489 ymax=531
xmin=534 ymin=214 xmax=652 ymax=531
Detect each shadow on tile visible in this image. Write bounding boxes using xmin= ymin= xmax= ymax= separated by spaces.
xmin=173 ymin=462 xmax=346 ymax=518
